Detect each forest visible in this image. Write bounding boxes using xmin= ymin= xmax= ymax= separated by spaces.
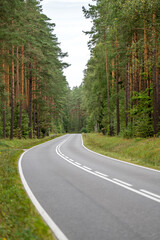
xmin=0 ymin=0 xmax=71 ymax=139
xmin=81 ymin=0 xmax=160 ymax=138
xmin=1 ymin=0 xmax=160 ymax=139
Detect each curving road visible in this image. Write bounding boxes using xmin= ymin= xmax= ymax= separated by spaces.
xmin=19 ymin=134 xmax=160 ymax=240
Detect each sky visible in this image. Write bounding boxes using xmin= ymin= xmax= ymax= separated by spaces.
xmin=41 ymin=0 xmax=93 ymax=89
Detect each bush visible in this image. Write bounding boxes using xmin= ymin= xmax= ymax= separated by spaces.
xmin=120 ymin=123 xmax=134 ymax=138
xmin=134 ymin=115 xmax=153 ymax=138
xmin=81 ymin=127 xmax=87 ymax=133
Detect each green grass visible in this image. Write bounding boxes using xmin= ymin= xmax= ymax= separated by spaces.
xmin=82 ymin=133 xmax=160 ymax=171
xmin=0 ymin=134 xmax=63 ymax=240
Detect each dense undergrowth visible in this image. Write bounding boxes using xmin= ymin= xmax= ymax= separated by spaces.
xmin=0 ymin=135 xmax=62 ymax=240
xmin=83 ymin=133 xmax=160 ymax=171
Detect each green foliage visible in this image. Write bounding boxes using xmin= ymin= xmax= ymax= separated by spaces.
xmin=120 ymin=123 xmax=134 ymax=139
xmin=134 ymin=115 xmax=154 ymax=138
xmin=22 ymin=112 xmax=30 ymax=138
xmin=129 ymin=91 xmax=154 ymax=137
xmin=0 ymin=0 xmax=69 ymax=139
xmin=82 ymin=0 xmax=160 ymax=138
xmin=64 ymin=86 xmax=86 ymax=133
xmin=0 ymin=136 xmax=61 ymax=240
xmin=86 ymin=114 xmax=96 ymax=133
xmin=80 ymin=127 xmax=87 ymax=133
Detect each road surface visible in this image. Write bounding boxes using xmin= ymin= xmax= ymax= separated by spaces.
xmin=19 ymin=134 xmax=160 ymax=240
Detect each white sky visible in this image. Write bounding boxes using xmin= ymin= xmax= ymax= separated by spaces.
xmin=41 ymin=0 xmax=93 ymax=89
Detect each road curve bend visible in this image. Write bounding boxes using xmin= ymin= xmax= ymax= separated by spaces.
xmin=19 ymin=134 xmax=160 ymax=240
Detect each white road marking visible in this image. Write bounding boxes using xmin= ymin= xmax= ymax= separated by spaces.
xmin=83 ymin=166 xmax=92 ymax=171
xmin=113 ymin=178 xmax=133 ymax=187
xmin=140 ymin=189 xmax=160 ymax=199
xmin=19 ymin=135 xmax=70 ymax=240
xmin=75 ymin=162 xmax=81 ymax=166
xmin=81 ymin=135 xmax=160 ymax=173
xmin=56 ymin=136 xmax=160 ymax=204
xmin=95 ymin=171 xmax=108 ymax=177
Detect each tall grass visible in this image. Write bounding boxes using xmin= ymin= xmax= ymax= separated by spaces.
xmin=83 ymin=133 xmax=160 ymax=170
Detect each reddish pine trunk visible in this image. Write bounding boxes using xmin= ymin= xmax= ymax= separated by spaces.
xmin=125 ymin=63 xmax=130 ymax=127
xmin=156 ymin=36 xmax=160 ymax=119
xmin=10 ymin=45 xmax=15 ymax=139
xmin=5 ymin=49 xmax=10 ymax=109
xmin=1 ymin=47 xmax=6 ymax=138
xmin=16 ymin=46 xmax=19 ymax=102
xmin=25 ymin=65 xmax=28 ymax=109
xmin=144 ymin=19 xmax=149 ymax=91
xmin=28 ymin=62 xmax=32 ymax=138
xmin=152 ymin=13 xmax=159 ymax=135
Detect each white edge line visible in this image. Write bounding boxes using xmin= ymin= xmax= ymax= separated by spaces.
xmin=18 ymin=136 xmax=69 ymax=240
xmin=81 ymin=135 xmax=160 ymax=173
xmin=83 ymin=166 xmax=92 ymax=171
xmin=57 ymin=140 xmax=160 ymax=204
xmin=140 ymin=189 xmax=160 ymax=199
xmin=113 ymin=178 xmax=132 ymax=187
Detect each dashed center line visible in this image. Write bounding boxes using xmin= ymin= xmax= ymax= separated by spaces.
xmin=56 ymin=137 xmax=160 ymax=204
xmin=95 ymin=171 xmax=108 ymax=177
xmin=113 ymin=178 xmax=133 ymax=187
xmin=83 ymin=166 xmax=92 ymax=171
xmin=75 ymin=162 xmax=81 ymax=166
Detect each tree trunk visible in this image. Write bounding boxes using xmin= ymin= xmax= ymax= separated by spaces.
xmin=10 ymin=45 xmax=15 ymax=139
xmin=116 ymin=39 xmax=120 ymax=134
xmin=19 ymin=46 xmax=24 ymax=134
xmin=25 ymin=65 xmax=28 ymax=109
xmin=37 ymin=105 xmax=40 ymax=138
xmin=156 ymin=36 xmax=160 ymax=119
xmin=28 ymin=62 xmax=32 ymax=138
xmin=152 ymin=13 xmax=159 ymax=135
xmin=1 ymin=47 xmax=6 ymax=138
xmin=125 ymin=63 xmax=130 ymax=127
xmin=16 ymin=46 xmax=19 ymax=102
xmin=33 ymin=103 xmax=36 ymax=137
xmin=5 ymin=49 xmax=10 ymax=109
xmin=104 ymin=31 xmax=112 ymax=135
xmin=112 ymin=58 xmax=115 ymax=88
xmin=144 ymin=19 xmax=149 ymax=91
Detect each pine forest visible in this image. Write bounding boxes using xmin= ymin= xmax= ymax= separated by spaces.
xmin=0 ymin=0 xmax=71 ymax=139
xmin=1 ymin=0 xmax=160 ymax=139
xmin=82 ymin=0 xmax=160 ymax=138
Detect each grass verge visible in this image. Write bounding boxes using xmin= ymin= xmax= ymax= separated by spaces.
xmin=0 ymin=134 xmax=63 ymax=240
xmin=82 ymin=133 xmax=160 ymax=171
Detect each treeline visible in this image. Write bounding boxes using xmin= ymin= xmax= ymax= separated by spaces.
xmin=62 ymin=86 xmax=86 ymax=133
xmin=81 ymin=0 xmax=160 ymax=137
xmin=0 ymin=0 xmax=69 ymax=139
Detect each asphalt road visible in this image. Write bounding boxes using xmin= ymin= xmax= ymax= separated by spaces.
xmin=20 ymin=134 xmax=160 ymax=240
